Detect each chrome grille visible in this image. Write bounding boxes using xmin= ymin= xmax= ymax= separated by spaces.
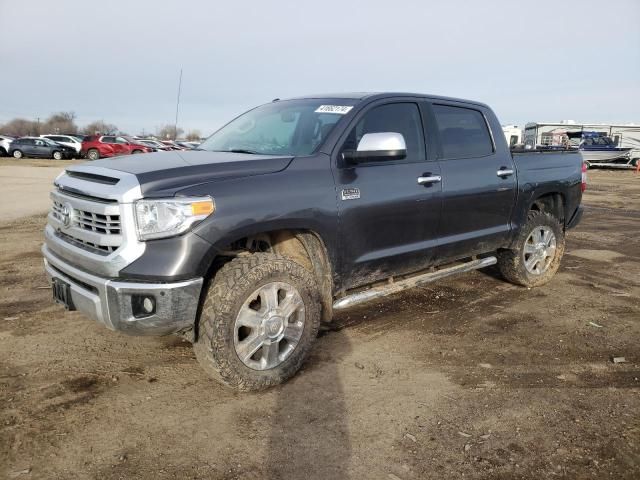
xmin=73 ymin=208 xmax=121 ymax=235
xmin=49 ymin=190 xmax=123 ymax=255
xmin=55 ymin=231 xmax=116 ymax=255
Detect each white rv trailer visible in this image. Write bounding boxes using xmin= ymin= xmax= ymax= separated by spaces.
xmin=502 ymin=125 xmax=522 ymax=147
xmin=524 ymin=121 xmax=640 ymax=162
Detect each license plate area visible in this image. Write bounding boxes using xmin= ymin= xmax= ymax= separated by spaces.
xmin=52 ymin=278 xmax=76 ymax=311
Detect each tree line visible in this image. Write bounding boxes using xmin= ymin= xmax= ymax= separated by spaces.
xmin=0 ymin=111 xmax=202 ymax=141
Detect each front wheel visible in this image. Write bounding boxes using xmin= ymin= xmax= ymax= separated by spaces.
xmin=12 ymin=150 xmax=23 ymax=159
xmin=87 ymin=149 xmax=99 ymax=160
xmin=52 ymin=151 xmax=63 ymax=160
xmin=497 ymin=211 xmax=565 ymax=287
xmin=194 ymin=253 xmax=321 ymax=391
xmin=132 ymin=149 xmax=142 ymax=154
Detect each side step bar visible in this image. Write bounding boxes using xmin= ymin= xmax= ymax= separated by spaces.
xmin=332 ymin=256 xmax=497 ymax=310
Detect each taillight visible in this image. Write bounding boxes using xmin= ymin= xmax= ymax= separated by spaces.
xmin=581 ymin=162 xmax=588 ymax=192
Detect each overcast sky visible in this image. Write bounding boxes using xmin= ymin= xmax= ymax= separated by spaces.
xmin=1 ymin=0 xmax=639 ymax=135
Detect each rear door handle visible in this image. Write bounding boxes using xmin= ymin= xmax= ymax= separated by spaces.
xmin=497 ymin=169 xmax=514 ymax=177
xmin=417 ymin=175 xmax=442 ymax=185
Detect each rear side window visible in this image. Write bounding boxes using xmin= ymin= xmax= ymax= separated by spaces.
xmin=102 ymin=136 xmax=115 ymax=143
xmin=343 ymin=103 xmax=426 ymax=160
xmin=433 ymin=104 xmax=494 ymax=159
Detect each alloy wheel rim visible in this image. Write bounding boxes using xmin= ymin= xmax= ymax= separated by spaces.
xmin=233 ymin=281 xmax=305 ymax=371
xmin=523 ymin=226 xmax=556 ymax=275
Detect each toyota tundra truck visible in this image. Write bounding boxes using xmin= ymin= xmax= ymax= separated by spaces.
xmin=43 ymin=93 xmax=585 ymax=391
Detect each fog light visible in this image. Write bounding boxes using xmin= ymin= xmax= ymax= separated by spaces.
xmin=143 ymin=297 xmax=154 ymax=313
xmin=132 ymin=294 xmax=156 ymax=318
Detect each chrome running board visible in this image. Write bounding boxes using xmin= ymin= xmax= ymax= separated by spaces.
xmin=332 ymin=256 xmax=497 ymax=310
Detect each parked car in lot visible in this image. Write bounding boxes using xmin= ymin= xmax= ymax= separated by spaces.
xmin=43 ymin=92 xmax=585 ymax=391
xmin=174 ymin=140 xmax=200 ymax=149
xmin=41 ymin=134 xmax=83 ymax=155
xmin=160 ymin=140 xmax=186 ymax=150
xmin=10 ymin=137 xmax=76 ymax=159
xmin=133 ymin=138 xmax=172 ymax=151
xmin=0 ymin=135 xmax=15 ymax=156
xmin=81 ymin=135 xmax=154 ymax=160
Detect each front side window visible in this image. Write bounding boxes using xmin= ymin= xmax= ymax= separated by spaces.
xmin=199 ymin=99 xmax=356 ymax=156
xmin=102 ymin=136 xmax=115 ymax=143
xmin=342 ymin=103 xmax=426 ymax=160
xmin=115 ymin=137 xmax=128 ymax=144
xmin=433 ymin=104 xmax=494 ymax=159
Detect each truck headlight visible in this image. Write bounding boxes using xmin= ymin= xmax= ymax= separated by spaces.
xmin=134 ymin=196 xmax=215 ymax=241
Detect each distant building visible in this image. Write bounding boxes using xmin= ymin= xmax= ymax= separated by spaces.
xmin=524 ymin=121 xmax=640 ymax=159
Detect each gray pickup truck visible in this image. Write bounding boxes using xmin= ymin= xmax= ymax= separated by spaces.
xmin=43 ymin=92 xmax=585 ymax=390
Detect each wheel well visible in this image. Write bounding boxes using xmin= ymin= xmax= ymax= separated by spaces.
xmin=530 ymin=193 xmax=565 ymax=224
xmin=212 ymin=229 xmax=334 ymax=323
xmin=530 ymin=193 xmax=565 ymax=226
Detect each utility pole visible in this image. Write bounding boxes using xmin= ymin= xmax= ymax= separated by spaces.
xmin=174 ymin=68 xmax=183 ymax=140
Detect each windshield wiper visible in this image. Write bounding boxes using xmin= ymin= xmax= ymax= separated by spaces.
xmin=224 ymin=148 xmax=259 ymax=154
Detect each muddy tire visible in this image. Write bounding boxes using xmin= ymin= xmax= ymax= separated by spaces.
xmin=194 ymin=252 xmax=321 ymax=391
xmin=497 ymin=211 xmax=565 ymax=288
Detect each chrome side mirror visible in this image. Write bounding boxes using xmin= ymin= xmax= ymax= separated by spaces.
xmin=343 ymin=132 xmax=407 ymax=163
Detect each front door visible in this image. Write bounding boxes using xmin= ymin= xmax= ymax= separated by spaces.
xmin=429 ymin=102 xmax=517 ymax=261
xmin=101 ymin=136 xmax=128 ymax=156
xmin=333 ymin=101 xmax=442 ymax=290
xmin=32 ymin=139 xmax=50 ymax=157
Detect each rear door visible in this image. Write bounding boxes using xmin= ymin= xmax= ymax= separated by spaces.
xmin=429 ymin=102 xmax=516 ymax=261
xmin=333 ymin=100 xmax=442 ymax=290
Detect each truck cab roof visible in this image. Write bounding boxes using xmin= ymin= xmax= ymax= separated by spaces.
xmin=284 ymin=92 xmax=489 ymax=108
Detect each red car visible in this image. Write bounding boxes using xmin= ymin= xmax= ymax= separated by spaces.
xmin=81 ymin=135 xmax=154 ymax=160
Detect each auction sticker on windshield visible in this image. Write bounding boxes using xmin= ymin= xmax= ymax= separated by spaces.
xmin=315 ymin=105 xmax=353 ymax=114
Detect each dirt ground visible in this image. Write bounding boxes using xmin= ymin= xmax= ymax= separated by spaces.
xmin=1 ymin=170 xmax=639 ymax=480
xmin=0 ymin=159 xmax=81 ymax=222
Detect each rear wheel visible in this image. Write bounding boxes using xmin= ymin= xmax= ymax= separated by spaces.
xmin=12 ymin=150 xmax=23 ymax=159
xmin=87 ymin=149 xmax=99 ymax=160
xmin=497 ymin=211 xmax=565 ymax=287
xmin=132 ymin=149 xmax=142 ymax=154
xmin=194 ymin=252 xmax=321 ymax=391
xmin=52 ymin=151 xmax=63 ymax=160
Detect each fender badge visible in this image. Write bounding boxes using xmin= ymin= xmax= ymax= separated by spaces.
xmin=341 ymin=188 xmax=360 ymax=200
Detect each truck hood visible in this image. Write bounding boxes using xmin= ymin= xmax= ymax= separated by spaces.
xmin=88 ymin=150 xmax=294 ymax=196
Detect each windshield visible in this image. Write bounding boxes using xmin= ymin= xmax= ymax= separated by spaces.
xmin=199 ymin=99 xmax=357 ymax=156
xmin=583 ymin=135 xmax=613 ymax=146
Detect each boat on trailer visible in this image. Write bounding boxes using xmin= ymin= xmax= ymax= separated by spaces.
xmin=568 ymin=131 xmax=633 ymax=168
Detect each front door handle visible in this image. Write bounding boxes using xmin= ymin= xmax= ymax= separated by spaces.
xmin=497 ymin=169 xmax=514 ymax=177
xmin=417 ymin=175 xmax=442 ymax=185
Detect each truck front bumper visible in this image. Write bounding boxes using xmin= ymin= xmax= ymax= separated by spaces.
xmin=43 ymin=245 xmax=203 ymax=336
